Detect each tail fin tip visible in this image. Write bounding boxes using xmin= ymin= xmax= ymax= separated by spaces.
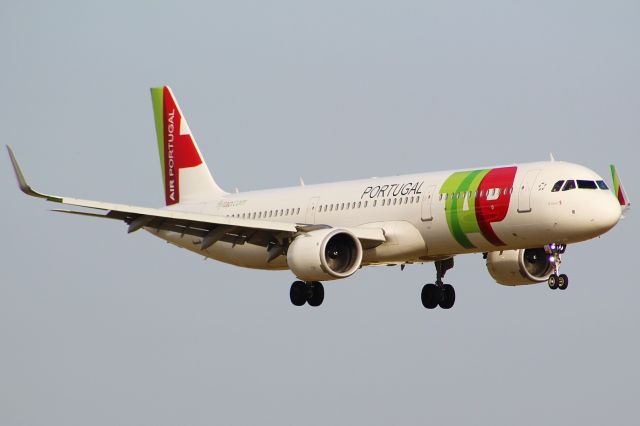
xmin=610 ymin=164 xmax=630 ymax=209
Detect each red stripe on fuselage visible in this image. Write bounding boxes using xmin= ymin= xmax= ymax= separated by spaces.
xmin=475 ymin=166 xmax=517 ymax=246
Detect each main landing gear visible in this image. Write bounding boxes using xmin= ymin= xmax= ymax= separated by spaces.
xmin=290 ymin=281 xmax=325 ymax=307
xmin=546 ymin=243 xmax=569 ymax=291
xmin=421 ymin=258 xmax=456 ymax=309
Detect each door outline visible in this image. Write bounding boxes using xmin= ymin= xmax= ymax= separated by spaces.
xmin=305 ymin=196 xmax=320 ymax=224
xmin=517 ymin=170 xmax=540 ymax=213
xmin=421 ymin=185 xmax=436 ymax=221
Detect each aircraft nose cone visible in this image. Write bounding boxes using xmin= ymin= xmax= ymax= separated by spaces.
xmin=593 ymin=196 xmax=622 ymax=234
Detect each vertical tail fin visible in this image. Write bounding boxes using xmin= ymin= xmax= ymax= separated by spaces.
xmin=150 ymin=86 xmax=226 ymax=205
xmin=610 ymin=164 xmax=630 ymax=210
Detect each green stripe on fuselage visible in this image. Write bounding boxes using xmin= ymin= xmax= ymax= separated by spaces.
xmin=440 ymin=169 xmax=490 ymax=249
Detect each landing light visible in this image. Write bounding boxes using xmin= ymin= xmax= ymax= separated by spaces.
xmin=549 ymin=256 xmax=555 ymax=262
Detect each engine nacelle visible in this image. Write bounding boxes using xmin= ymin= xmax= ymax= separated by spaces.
xmin=287 ymin=228 xmax=363 ymax=281
xmin=486 ymin=248 xmax=553 ymax=286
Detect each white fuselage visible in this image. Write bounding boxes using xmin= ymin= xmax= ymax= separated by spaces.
xmin=151 ymin=160 xmax=622 ymax=270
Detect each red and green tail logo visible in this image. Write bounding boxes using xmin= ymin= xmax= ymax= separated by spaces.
xmin=610 ymin=164 xmax=629 ymax=207
xmin=440 ymin=166 xmax=517 ymax=249
xmin=151 ymin=86 xmax=203 ymax=205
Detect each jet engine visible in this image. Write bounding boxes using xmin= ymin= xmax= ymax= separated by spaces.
xmin=486 ymin=248 xmax=554 ymax=286
xmin=287 ymin=228 xmax=363 ymax=281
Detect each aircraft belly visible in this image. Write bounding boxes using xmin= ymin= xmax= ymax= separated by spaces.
xmin=149 ymin=230 xmax=287 ymax=270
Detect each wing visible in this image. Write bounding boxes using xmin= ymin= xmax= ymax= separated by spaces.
xmin=7 ymin=146 xmax=385 ymax=252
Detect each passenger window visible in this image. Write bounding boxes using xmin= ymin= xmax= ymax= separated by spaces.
xmin=346 ymin=203 xmax=350 ymax=210
xmin=393 ymin=198 xmax=397 ymax=205
xmin=577 ymin=180 xmax=597 ymax=189
xmin=416 ymin=196 xmax=420 ymax=202
xmin=373 ymin=200 xmax=377 ymax=207
xmin=364 ymin=201 xmax=368 ymax=208
xmin=597 ymin=180 xmax=609 ymax=190
xmin=340 ymin=203 xmax=344 ymax=210
xmin=280 ymin=209 xmax=283 ymax=216
xmin=358 ymin=201 xmax=361 ymax=208
xmin=562 ymin=180 xmax=576 ymax=191
xmin=297 ymin=208 xmax=300 ymax=214
xmin=551 ymin=180 xmax=564 ymax=192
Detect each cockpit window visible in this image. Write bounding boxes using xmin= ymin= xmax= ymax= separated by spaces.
xmin=597 ymin=180 xmax=609 ymax=190
xmin=562 ymin=180 xmax=576 ymax=191
xmin=551 ymin=180 xmax=565 ymax=192
xmin=577 ymin=180 xmax=597 ymax=189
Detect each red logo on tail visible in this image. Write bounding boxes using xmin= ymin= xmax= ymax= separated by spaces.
xmin=163 ymin=87 xmax=202 ymax=205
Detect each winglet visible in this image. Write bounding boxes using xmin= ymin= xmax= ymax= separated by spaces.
xmin=6 ymin=145 xmax=62 ymax=202
xmin=610 ymin=164 xmax=630 ymax=210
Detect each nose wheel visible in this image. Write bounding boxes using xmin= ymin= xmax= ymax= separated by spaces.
xmin=546 ymin=244 xmax=569 ymax=290
xmin=421 ymin=258 xmax=456 ymax=309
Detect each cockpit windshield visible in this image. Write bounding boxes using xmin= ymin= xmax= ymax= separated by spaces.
xmin=577 ymin=180 xmax=598 ymax=189
xmin=552 ymin=179 xmax=609 ymax=192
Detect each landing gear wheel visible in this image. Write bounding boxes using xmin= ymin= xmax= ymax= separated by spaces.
xmin=548 ymin=274 xmax=558 ymax=290
xmin=421 ymin=284 xmax=440 ymax=309
xmin=307 ymin=281 xmax=325 ymax=306
xmin=290 ymin=281 xmax=307 ymax=306
xmin=439 ymin=284 xmax=455 ymax=309
xmin=558 ymin=274 xmax=569 ymax=290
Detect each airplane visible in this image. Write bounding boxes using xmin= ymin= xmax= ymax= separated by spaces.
xmin=8 ymin=86 xmax=631 ymax=309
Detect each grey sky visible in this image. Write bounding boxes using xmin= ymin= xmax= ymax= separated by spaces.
xmin=2 ymin=1 xmax=638 ymax=425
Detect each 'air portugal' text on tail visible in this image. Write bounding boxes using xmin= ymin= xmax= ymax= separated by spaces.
xmin=150 ymin=86 xmax=226 ymax=205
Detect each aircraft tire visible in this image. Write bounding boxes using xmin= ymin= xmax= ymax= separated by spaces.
xmin=439 ymin=284 xmax=455 ymax=309
xmin=548 ymin=274 xmax=558 ymax=290
xmin=421 ymin=284 xmax=440 ymax=309
xmin=290 ymin=281 xmax=307 ymax=306
xmin=558 ymin=274 xmax=569 ymax=290
xmin=308 ymin=282 xmax=325 ymax=307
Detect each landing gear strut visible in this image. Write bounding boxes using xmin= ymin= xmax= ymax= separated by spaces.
xmin=290 ymin=281 xmax=324 ymax=306
xmin=545 ymin=243 xmax=569 ymax=290
xmin=421 ymin=258 xmax=456 ymax=309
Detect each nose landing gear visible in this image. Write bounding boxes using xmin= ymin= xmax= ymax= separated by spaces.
xmin=546 ymin=244 xmax=569 ymax=290
xmin=421 ymin=258 xmax=456 ymax=309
